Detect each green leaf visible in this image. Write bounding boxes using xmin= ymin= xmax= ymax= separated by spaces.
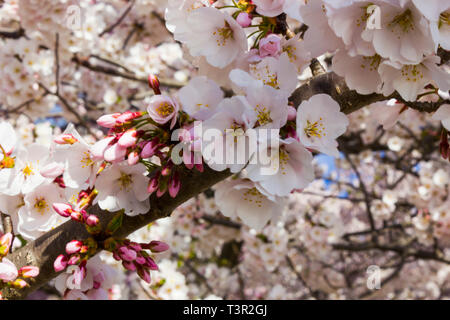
xmin=105 ymin=210 xmax=124 ymax=236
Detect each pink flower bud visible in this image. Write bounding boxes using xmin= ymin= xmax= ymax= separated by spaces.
xmin=91 ymin=136 xmax=115 ymax=161
xmin=86 ymin=215 xmax=100 ymax=227
xmin=156 ymin=186 xmax=166 ymax=198
xmin=97 ymin=113 xmax=121 ymax=128
xmin=135 ymin=256 xmax=146 ymax=265
xmin=127 ymin=151 xmax=140 ymax=166
xmin=70 ymin=210 xmax=83 ymax=222
xmin=54 ymin=134 xmax=78 ymax=145
xmin=148 ymin=74 xmax=161 ymax=95
xmin=112 ymin=252 xmax=121 ymax=261
xmin=144 ymin=257 xmax=159 ymax=270
xmin=259 ymin=34 xmax=281 ymax=58
xmin=147 ymin=241 xmax=170 ymax=253
xmin=137 ymin=266 xmax=151 ymax=283
xmin=104 ymin=143 xmax=127 ymax=163
xmin=161 ymin=164 xmax=172 ymax=177
xmin=128 ymin=243 xmax=142 ymax=252
xmin=68 ymin=254 xmax=81 ymax=265
xmin=40 ymin=162 xmax=65 ymax=179
xmin=66 ymin=240 xmax=83 ymax=255
xmin=118 ymin=129 xmax=138 ymax=148
xmin=141 ymin=138 xmax=159 ymax=158
xmin=18 ymin=266 xmax=39 ymax=278
xmin=236 ymin=12 xmax=252 ymax=27
xmin=147 ymin=174 xmax=160 ymax=195
xmin=118 ymin=246 xmax=137 ymax=262
xmin=122 ymin=261 xmax=136 ymax=271
xmin=287 ymin=105 xmax=297 ymax=121
xmin=11 ymin=279 xmax=27 ymax=289
xmin=116 ymin=111 xmax=144 ymax=125
xmin=54 ymin=254 xmax=68 ymax=272
xmin=168 ymin=172 xmax=181 ymax=198
xmin=0 ymin=233 xmax=13 ymax=256
xmin=52 ymin=203 xmax=73 ymax=218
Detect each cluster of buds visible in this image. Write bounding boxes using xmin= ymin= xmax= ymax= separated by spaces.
xmin=104 ymin=238 xmax=169 ymax=283
xmin=147 ymin=161 xmax=182 ymax=198
xmin=0 ymin=233 xmax=39 ymax=290
xmin=52 ymin=189 xmax=101 ymax=234
xmin=54 ymin=238 xmax=97 ymax=274
xmin=92 ymin=110 xmax=150 ymax=164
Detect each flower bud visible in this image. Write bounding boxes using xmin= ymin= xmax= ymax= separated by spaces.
xmin=18 ymin=266 xmax=39 ymax=278
xmin=66 ymin=240 xmax=83 ymax=255
xmin=236 ymin=12 xmax=252 ymax=27
xmin=116 ymin=111 xmax=144 ymax=125
xmin=122 ymin=261 xmax=136 ymax=271
xmin=54 ymin=134 xmax=78 ymax=145
xmin=140 ymin=138 xmax=160 ymax=159
xmin=104 ymin=143 xmax=127 ymax=163
xmin=118 ymin=246 xmax=137 ymax=262
xmin=168 ymin=172 xmax=181 ymax=198
xmin=70 ymin=210 xmax=83 ymax=222
xmin=147 ymin=240 xmax=170 ymax=253
xmin=0 ymin=233 xmax=13 ymax=256
xmin=127 ymin=151 xmax=140 ymax=166
xmin=68 ymin=254 xmax=81 ymax=266
xmin=11 ymin=279 xmax=28 ymax=289
xmin=137 ymin=266 xmax=151 ymax=283
xmin=91 ymin=136 xmax=115 ymax=161
xmin=52 ymin=203 xmax=73 ymax=218
xmin=86 ymin=215 xmax=100 ymax=227
xmin=118 ymin=129 xmax=139 ymax=148
xmin=97 ymin=113 xmax=121 ymax=128
xmin=148 ymin=74 xmax=161 ymax=95
xmin=135 ymin=256 xmax=146 ymax=265
xmin=147 ymin=174 xmax=160 ymax=195
xmin=54 ymin=254 xmax=68 ymax=272
xmin=144 ymin=257 xmax=159 ymax=271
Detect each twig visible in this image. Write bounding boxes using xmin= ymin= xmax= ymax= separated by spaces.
xmin=99 ymin=0 xmax=136 ymax=37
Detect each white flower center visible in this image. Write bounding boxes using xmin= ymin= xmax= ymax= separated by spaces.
xmin=34 ymin=197 xmax=49 ymax=215
xmin=118 ymin=172 xmax=133 ymax=191
xmin=401 ymin=65 xmax=424 ymax=82
xmin=22 ymin=162 xmax=35 ymax=177
xmin=255 ymin=104 xmax=272 ymax=126
xmin=80 ymin=151 xmax=94 ymax=168
xmin=389 ymin=9 xmax=415 ymax=33
xmin=213 ymin=21 xmax=234 ymax=47
xmin=242 ymin=187 xmax=264 ymax=207
xmin=304 ymin=118 xmax=326 ymax=138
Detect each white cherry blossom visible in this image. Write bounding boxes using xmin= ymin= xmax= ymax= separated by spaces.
xmin=95 ymin=162 xmax=150 ymax=216
xmin=296 ymin=94 xmax=349 ymax=157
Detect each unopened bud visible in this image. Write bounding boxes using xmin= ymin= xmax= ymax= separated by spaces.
xmin=148 ymin=74 xmax=161 ymax=95
xmin=54 ymin=134 xmax=78 ymax=145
